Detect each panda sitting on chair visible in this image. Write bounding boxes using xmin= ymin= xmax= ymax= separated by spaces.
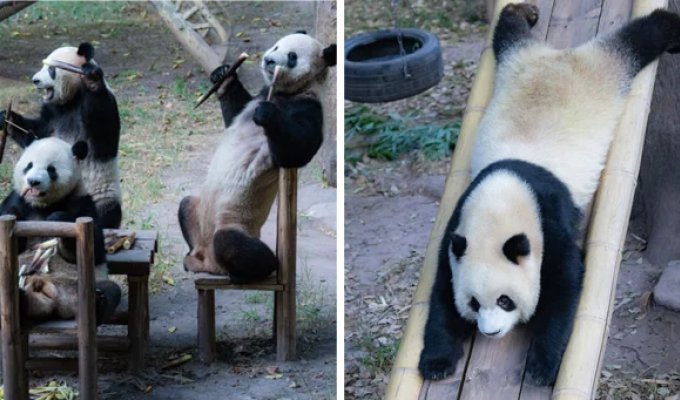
xmin=419 ymin=4 xmax=680 ymax=386
xmin=178 ymin=32 xmax=336 ymax=282
xmin=0 ymin=137 xmax=121 ymax=323
xmin=0 ymin=42 xmax=122 ymax=229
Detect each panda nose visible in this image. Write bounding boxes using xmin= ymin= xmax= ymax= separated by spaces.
xmin=28 ymin=178 xmax=41 ymax=187
xmin=32 ymin=78 xmax=41 ymax=86
xmin=264 ymin=57 xmax=276 ymax=67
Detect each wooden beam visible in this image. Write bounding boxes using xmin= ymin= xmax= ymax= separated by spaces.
xmin=0 ymin=1 xmax=35 ymax=23
xmin=76 ymin=217 xmax=98 ymax=400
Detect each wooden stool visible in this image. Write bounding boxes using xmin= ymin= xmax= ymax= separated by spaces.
xmin=195 ymin=169 xmax=298 ymax=362
xmin=26 ymin=229 xmax=158 ymax=373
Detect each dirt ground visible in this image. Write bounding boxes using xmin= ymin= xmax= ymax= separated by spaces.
xmin=344 ymin=1 xmax=680 ymax=399
xmin=0 ymin=2 xmax=336 ymax=399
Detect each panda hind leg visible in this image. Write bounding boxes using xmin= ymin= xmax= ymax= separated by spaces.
xmin=213 ymin=228 xmax=278 ymax=283
xmin=178 ymin=195 xmax=201 ymax=252
xmin=97 ymin=201 xmax=122 ymax=230
xmin=493 ymin=3 xmax=539 ymax=63
xmin=95 ymin=280 xmax=121 ymax=325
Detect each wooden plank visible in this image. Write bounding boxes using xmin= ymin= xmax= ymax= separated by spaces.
xmin=128 ymin=276 xmax=149 ymax=372
xmin=15 ymin=220 xmax=77 ymax=238
xmin=197 ymin=289 xmax=216 ymax=363
xmin=0 ymin=215 xmax=28 ymax=400
xmin=275 ymin=168 xmax=298 ymax=361
xmin=533 ymin=0 xmax=557 ymax=41
xmin=459 ymin=327 xmax=531 ymax=399
xmin=546 ymin=0 xmax=604 ymax=49
xmin=76 ymin=217 xmax=98 ymax=400
xmin=597 ymin=0 xmax=633 ymax=35
xmin=30 ymin=335 xmax=130 ymax=352
xmin=194 ymin=273 xmax=283 ymax=291
xmin=26 ymin=357 xmax=78 ymax=372
xmin=419 ymin=340 xmax=472 ymax=399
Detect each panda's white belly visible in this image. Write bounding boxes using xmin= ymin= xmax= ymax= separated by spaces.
xmin=201 ymin=100 xmax=278 ymax=238
xmin=471 ymin=42 xmax=630 ymax=210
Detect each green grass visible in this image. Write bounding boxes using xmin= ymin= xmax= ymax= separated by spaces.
xmin=345 ymin=105 xmax=460 ymax=164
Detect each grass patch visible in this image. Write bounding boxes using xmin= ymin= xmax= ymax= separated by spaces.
xmin=345 ymin=105 xmax=460 ymax=164
xmin=357 ymin=336 xmax=400 ymax=375
xmin=297 ymin=262 xmax=333 ymax=333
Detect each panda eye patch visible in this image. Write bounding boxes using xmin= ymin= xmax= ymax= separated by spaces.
xmin=497 ymin=295 xmax=516 ymax=311
xmin=23 ymin=162 xmax=33 ymax=174
xmin=48 ymin=66 xmax=56 ymax=80
xmin=287 ymin=52 xmax=297 ymax=68
xmin=468 ymin=297 xmax=480 ymax=312
xmin=47 ymin=165 xmax=58 ymax=181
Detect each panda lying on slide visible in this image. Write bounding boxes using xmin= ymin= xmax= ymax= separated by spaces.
xmin=0 ymin=137 xmax=121 ymax=323
xmin=0 ymin=43 xmax=122 ymax=229
xmin=178 ymin=32 xmax=336 ymax=282
xmin=419 ymin=4 xmax=680 ymax=385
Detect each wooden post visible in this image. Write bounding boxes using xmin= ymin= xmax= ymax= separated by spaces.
xmin=0 ymin=215 xmax=28 ymax=400
xmin=275 ymin=168 xmax=297 ymax=361
xmin=128 ymin=276 xmax=149 ymax=372
xmin=197 ymin=289 xmax=216 ymax=363
xmin=75 ymin=217 xmax=98 ymax=400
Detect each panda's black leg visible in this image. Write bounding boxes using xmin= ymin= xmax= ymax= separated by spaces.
xmin=95 ymin=280 xmax=121 ymax=325
xmin=178 ymin=195 xmax=200 ymax=252
xmin=493 ymin=3 xmax=539 ymax=63
xmin=96 ymin=202 xmax=122 ymax=230
xmin=419 ymin=251 xmax=475 ymax=380
xmin=606 ymin=9 xmax=680 ymax=76
xmin=208 ymin=65 xmax=252 ymax=127
xmin=213 ymin=228 xmax=278 ymax=283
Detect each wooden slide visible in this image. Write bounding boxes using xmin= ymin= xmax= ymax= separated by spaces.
xmin=385 ymin=0 xmax=666 ymax=399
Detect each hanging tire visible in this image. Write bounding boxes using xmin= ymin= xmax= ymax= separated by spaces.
xmin=345 ymin=28 xmax=444 ymax=103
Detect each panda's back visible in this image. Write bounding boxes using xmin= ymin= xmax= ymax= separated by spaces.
xmin=471 ymin=42 xmax=630 ymax=209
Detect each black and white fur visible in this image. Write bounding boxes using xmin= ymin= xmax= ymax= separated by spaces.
xmin=0 ymin=43 xmax=122 ymax=229
xmin=420 ymin=4 xmax=680 ymax=386
xmin=0 ymin=137 xmax=121 ymax=323
xmin=178 ymin=33 xmax=336 ymax=282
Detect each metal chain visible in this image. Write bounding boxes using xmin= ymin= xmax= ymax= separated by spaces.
xmin=390 ymin=0 xmax=412 ymax=79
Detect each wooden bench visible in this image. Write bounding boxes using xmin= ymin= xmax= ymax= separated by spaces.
xmin=195 ymin=169 xmax=298 ymax=362
xmin=0 ymin=216 xmax=157 ymax=400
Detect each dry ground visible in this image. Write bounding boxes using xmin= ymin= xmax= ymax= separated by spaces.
xmin=344 ymin=1 xmax=680 ymax=399
xmin=0 ymin=2 xmax=336 ymax=399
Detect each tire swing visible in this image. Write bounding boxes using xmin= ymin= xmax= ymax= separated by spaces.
xmin=345 ymin=2 xmax=444 ymax=103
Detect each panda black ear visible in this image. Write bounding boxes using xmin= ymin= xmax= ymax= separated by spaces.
xmin=503 ymin=234 xmax=530 ymax=265
xmin=322 ymin=44 xmax=337 ymax=67
xmin=77 ymin=43 xmax=95 ymax=61
xmin=295 ymin=29 xmax=307 ymax=35
xmin=72 ymin=141 xmax=88 ymax=160
xmin=450 ymin=233 xmax=467 ymax=259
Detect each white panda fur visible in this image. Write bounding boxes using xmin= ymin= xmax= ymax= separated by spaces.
xmin=179 ymin=32 xmax=336 ymax=282
xmin=0 ymin=137 xmax=121 ymax=321
xmin=420 ymin=3 xmax=680 ymax=386
xmin=2 ymin=43 xmax=122 ymax=229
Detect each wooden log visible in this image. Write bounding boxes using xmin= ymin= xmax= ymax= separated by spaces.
xmin=30 ymin=334 xmax=130 ymax=352
xmin=0 ymin=215 xmax=28 ymax=400
xmin=0 ymin=1 xmax=35 ymax=23
xmin=150 ymin=0 xmax=222 ymax=72
xmin=197 ymin=289 xmax=216 ymax=363
xmin=194 ymin=274 xmax=282 ymax=291
xmin=26 ymin=357 xmax=78 ymax=372
xmin=15 ymin=220 xmax=77 ymax=238
xmin=75 ymin=217 xmax=98 ymax=400
xmin=0 ymin=100 xmax=11 ymax=164
xmin=275 ymin=168 xmax=297 ymax=361
xmin=128 ymin=276 xmax=149 ymax=372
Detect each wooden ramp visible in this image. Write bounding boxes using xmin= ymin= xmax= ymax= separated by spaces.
xmin=385 ymin=0 xmax=666 ymax=399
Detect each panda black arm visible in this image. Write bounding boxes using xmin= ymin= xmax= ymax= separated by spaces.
xmin=79 ymin=73 xmax=121 ymax=161
xmin=1 ymin=108 xmax=52 ymax=148
xmin=0 ymin=191 xmax=30 ymax=220
xmin=253 ymin=98 xmax=323 ymax=168
xmin=418 ymin=231 xmax=475 ymax=381
xmin=48 ymin=195 xmax=107 ymax=266
xmin=209 ymin=65 xmax=252 ymax=128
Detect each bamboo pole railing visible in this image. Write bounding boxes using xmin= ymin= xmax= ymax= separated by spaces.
xmin=385 ymin=0 xmax=665 ymax=398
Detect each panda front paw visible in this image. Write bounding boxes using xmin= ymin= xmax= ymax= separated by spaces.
xmin=210 ymin=64 xmax=232 ymax=84
xmin=418 ymin=342 xmax=463 ymax=381
xmin=81 ymin=62 xmax=104 ymax=91
xmin=253 ymin=101 xmax=281 ymax=127
xmin=502 ymin=3 xmax=539 ymax=28
xmin=525 ymin=344 xmax=560 ymax=386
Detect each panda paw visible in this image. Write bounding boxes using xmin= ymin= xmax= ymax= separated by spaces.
xmin=94 ymin=281 xmax=121 ymax=325
xmin=525 ymin=346 xmax=560 ymax=386
xmin=253 ymin=101 xmax=281 ymax=127
xmin=418 ymin=343 xmax=463 ymax=381
xmin=81 ymin=62 xmax=104 ymax=91
xmin=502 ymin=3 xmax=539 ymax=28
xmin=210 ymin=64 xmax=232 ymax=84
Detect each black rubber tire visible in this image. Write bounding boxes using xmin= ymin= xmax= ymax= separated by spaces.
xmin=345 ymin=28 xmax=444 ymax=103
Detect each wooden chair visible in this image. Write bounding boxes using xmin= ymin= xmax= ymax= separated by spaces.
xmin=195 ymin=168 xmax=298 ymax=362
xmin=386 ymin=0 xmax=664 ymax=399
xmin=0 ymin=216 xmax=98 ymax=400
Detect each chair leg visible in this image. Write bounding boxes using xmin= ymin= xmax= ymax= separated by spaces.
xmin=197 ymin=289 xmax=216 ymax=363
xmin=275 ymin=284 xmax=296 ymax=361
xmin=128 ymin=275 xmax=149 ymax=372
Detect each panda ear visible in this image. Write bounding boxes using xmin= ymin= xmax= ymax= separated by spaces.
xmin=71 ymin=141 xmax=88 ymax=160
xmin=450 ymin=233 xmax=467 ymax=260
xmin=77 ymin=43 xmax=95 ymax=61
xmin=322 ymin=44 xmax=337 ymax=67
xmin=295 ymin=29 xmax=307 ymax=35
xmin=503 ymin=234 xmax=530 ymax=265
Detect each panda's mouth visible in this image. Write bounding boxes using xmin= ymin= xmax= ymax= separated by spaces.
xmin=42 ymin=87 xmax=54 ymax=101
xmin=21 ymin=187 xmax=46 ymax=198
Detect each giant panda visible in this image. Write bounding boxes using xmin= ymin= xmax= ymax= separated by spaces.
xmin=419 ymin=4 xmax=680 ymax=386
xmin=178 ymin=32 xmax=336 ymax=282
xmin=0 ymin=137 xmax=121 ymax=323
xmin=0 ymin=42 xmax=122 ymax=229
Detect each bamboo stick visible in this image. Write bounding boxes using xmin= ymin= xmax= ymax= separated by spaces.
xmin=0 ymin=100 xmax=11 ymax=163
xmin=385 ymin=1 xmax=516 ymax=399
xmin=193 ymin=52 xmax=249 ymax=109
xmin=552 ymin=1 xmax=667 ymax=398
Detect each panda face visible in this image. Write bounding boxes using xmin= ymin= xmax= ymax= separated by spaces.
xmin=261 ymin=33 xmax=336 ymax=93
xmin=14 ymin=138 xmax=87 ymax=208
xmin=32 ymin=46 xmax=87 ymax=105
xmin=449 ymin=171 xmax=543 ymax=337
